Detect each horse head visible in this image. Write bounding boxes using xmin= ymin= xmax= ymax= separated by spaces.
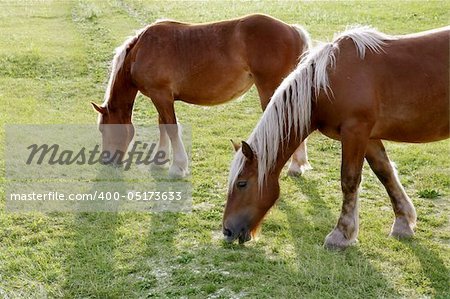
xmin=223 ymin=141 xmax=280 ymax=244
xmin=92 ymin=102 xmax=135 ymax=165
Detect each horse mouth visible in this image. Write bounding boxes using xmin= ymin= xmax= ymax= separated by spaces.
xmin=224 ymin=230 xmax=251 ymax=244
xmin=238 ymin=231 xmax=251 ymax=244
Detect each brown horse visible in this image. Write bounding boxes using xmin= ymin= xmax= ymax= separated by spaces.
xmin=223 ymin=26 xmax=449 ymax=249
xmin=91 ymin=14 xmax=312 ymax=177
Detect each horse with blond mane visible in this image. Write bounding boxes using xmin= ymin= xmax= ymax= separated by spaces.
xmin=223 ymin=26 xmax=449 ymax=249
xmin=91 ymin=14 xmax=312 ymax=177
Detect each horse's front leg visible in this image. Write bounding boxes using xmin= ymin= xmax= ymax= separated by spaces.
xmin=324 ymin=122 xmax=370 ymax=250
xmin=365 ymin=140 xmax=416 ymax=238
xmin=150 ymin=92 xmax=189 ymax=178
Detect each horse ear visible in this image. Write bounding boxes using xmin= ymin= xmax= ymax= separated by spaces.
xmin=241 ymin=141 xmax=254 ymax=161
xmin=230 ymin=139 xmax=241 ymax=152
xmin=91 ymin=102 xmax=107 ymax=114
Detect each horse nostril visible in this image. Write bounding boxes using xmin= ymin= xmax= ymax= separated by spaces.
xmin=223 ymin=228 xmax=232 ymax=237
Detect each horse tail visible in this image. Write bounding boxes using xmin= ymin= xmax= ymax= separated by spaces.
xmin=291 ymin=24 xmax=312 ymax=53
xmin=103 ymin=27 xmax=147 ymax=105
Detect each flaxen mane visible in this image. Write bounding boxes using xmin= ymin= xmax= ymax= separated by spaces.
xmin=102 ymin=29 xmax=144 ymax=108
xmin=102 ymin=19 xmax=174 ymax=107
xmin=229 ymin=26 xmax=394 ymax=191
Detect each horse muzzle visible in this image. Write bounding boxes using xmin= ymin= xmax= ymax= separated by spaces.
xmin=100 ymin=158 xmax=123 ymax=168
xmin=222 ymin=226 xmax=251 ymax=244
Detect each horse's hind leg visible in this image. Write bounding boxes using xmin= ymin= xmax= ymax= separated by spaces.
xmin=149 ymin=91 xmax=188 ymax=178
xmin=365 ymin=140 xmax=416 ymax=238
xmin=151 ymin=116 xmax=170 ymax=170
xmin=255 ymin=79 xmax=312 ymax=176
xmin=287 ymin=140 xmax=312 ymax=176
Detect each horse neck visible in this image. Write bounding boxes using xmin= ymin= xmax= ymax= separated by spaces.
xmin=270 ymin=117 xmax=315 ymax=178
xmin=275 ymin=133 xmax=308 ymax=176
xmin=106 ymin=69 xmax=138 ymax=123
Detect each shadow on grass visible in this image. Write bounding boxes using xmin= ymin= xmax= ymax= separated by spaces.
xmin=401 ymin=239 xmax=450 ymax=297
xmin=60 ymin=171 xmax=449 ymax=297
xmin=62 ymin=166 xmax=123 ymax=298
xmin=276 ymin=175 xmax=400 ymax=297
xmin=142 ymin=212 xmax=181 ymax=296
xmin=61 ymin=161 xmax=187 ymax=297
xmin=125 ymin=174 xmax=402 ymax=297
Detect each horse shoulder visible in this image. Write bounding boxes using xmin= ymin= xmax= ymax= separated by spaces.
xmin=129 ymin=29 xmax=176 ymax=95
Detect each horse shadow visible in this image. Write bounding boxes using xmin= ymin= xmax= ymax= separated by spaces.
xmin=278 ymin=173 xmax=449 ymax=297
xmin=274 ymin=174 xmax=401 ymax=297
xmin=400 ymin=238 xmax=449 ymax=297
xmin=61 ymin=162 xmax=183 ymax=297
xmin=62 ymin=166 xmax=124 ymax=297
xmin=60 ymin=169 xmax=446 ymax=297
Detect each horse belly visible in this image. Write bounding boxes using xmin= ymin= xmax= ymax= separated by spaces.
xmin=371 ymin=99 xmax=449 ymax=143
xmin=372 ymin=43 xmax=448 ymax=143
xmin=176 ymin=69 xmax=254 ymax=105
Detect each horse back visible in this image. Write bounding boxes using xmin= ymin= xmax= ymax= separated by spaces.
xmin=128 ymin=14 xmax=304 ymax=104
xmin=319 ymin=27 xmax=449 ymax=143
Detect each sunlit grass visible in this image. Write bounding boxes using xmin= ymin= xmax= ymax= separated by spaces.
xmin=0 ymin=0 xmax=449 ymax=297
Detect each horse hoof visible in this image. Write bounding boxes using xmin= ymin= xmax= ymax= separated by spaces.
xmin=168 ymin=165 xmax=189 ymax=178
xmin=324 ymin=229 xmax=357 ymax=250
xmin=389 ymin=217 xmax=415 ymax=239
xmin=287 ymin=162 xmax=312 ymax=177
xmin=150 ymin=162 xmax=169 ymax=171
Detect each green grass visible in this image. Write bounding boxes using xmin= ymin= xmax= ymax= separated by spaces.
xmin=0 ymin=0 xmax=449 ymax=298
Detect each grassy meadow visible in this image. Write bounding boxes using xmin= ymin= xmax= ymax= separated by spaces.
xmin=0 ymin=0 xmax=449 ymax=298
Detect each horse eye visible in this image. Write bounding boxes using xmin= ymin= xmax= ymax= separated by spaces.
xmin=236 ymin=181 xmax=247 ymax=189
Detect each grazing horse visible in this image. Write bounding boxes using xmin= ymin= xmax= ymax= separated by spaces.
xmin=91 ymin=14 xmax=312 ymax=177
xmin=223 ymin=26 xmax=449 ymax=248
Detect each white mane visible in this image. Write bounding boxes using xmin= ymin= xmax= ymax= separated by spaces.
xmin=103 ymin=19 xmax=177 ymax=108
xmin=229 ymin=26 xmax=394 ymax=191
xmin=334 ymin=25 xmax=392 ymax=58
xmin=102 ymin=27 xmax=148 ymax=107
